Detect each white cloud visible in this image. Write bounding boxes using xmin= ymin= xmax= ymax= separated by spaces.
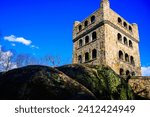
xmin=30 ymin=45 xmax=39 ymax=49
xmin=4 ymin=35 xmax=32 ymax=46
xmin=142 ymin=67 xmax=150 ymax=76
xmin=11 ymin=43 xmax=16 ymax=46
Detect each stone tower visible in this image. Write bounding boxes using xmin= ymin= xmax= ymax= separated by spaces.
xmin=72 ymin=0 xmax=141 ymax=76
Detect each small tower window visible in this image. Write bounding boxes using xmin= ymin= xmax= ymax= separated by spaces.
xmin=79 ymin=25 xmax=82 ymax=31
xmin=129 ymin=26 xmax=132 ymax=32
xmin=125 ymin=53 xmax=129 ymax=62
xmin=92 ymin=49 xmax=97 ymax=59
xmin=78 ymin=55 xmax=82 ymax=64
xmin=124 ymin=37 xmax=128 ymax=45
xmin=85 ymin=36 xmax=89 ymax=44
xmin=132 ymin=72 xmax=136 ymax=76
xmin=117 ymin=33 xmax=122 ymax=42
xmin=118 ymin=17 xmax=122 ymax=24
xmin=120 ymin=68 xmax=124 ymax=76
xmin=130 ymin=56 xmax=135 ymax=65
xmin=119 ymin=50 xmax=123 ymax=60
xmin=91 ymin=15 xmax=96 ymax=23
xmin=85 ymin=52 xmax=90 ymax=62
xmin=92 ymin=31 xmax=97 ymax=41
xmin=123 ymin=22 xmax=127 ymax=28
xmin=79 ymin=39 xmax=83 ymax=48
xmin=126 ymin=70 xmax=130 ymax=76
xmin=129 ymin=40 xmax=133 ymax=48
xmin=84 ymin=20 xmax=88 ymax=27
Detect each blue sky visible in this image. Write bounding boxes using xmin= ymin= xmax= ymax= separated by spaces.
xmin=0 ymin=0 xmax=150 ymax=70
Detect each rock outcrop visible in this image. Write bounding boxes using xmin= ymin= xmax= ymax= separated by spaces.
xmin=0 ymin=64 xmax=146 ymax=100
xmin=0 ymin=65 xmax=96 ymax=100
xmin=58 ymin=64 xmax=134 ymax=100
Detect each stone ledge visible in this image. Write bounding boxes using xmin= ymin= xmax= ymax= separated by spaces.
xmin=131 ymin=76 xmax=150 ymax=80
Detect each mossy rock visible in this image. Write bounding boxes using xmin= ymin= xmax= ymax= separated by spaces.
xmin=58 ymin=64 xmax=134 ymax=100
xmin=0 ymin=65 xmax=96 ymax=100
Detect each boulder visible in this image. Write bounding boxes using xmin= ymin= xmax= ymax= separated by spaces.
xmin=0 ymin=65 xmax=96 ymax=100
xmin=58 ymin=64 xmax=134 ymax=100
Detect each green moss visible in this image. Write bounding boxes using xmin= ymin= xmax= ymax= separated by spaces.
xmin=58 ymin=64 xmax=135 ymax=100
xmin=120 ymin=87 xmax=128 ymax=100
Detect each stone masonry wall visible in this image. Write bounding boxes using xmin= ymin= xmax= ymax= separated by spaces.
xmin=72 ymin=8 xmax=105 ymax=64
xmin=104 ymin=7 xmax=141 ymax=76
xmin=73 ymin=9 xmax=103 ymax=40
xmin=129 ymin=77 xmax=150 ymax=99
xmin=104 ymin=22 xmax=141 ymax=76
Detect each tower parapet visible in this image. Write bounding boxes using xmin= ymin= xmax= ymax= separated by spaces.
xmin=100 ymin=0 xmax=110 ymax=20
xmin=132 ymin=23 xmax=139 ymax=41
xmin=74 ymin=21 xmax=80 ymax=28
xmin=100 ymin=0 xmax=110 ymax=10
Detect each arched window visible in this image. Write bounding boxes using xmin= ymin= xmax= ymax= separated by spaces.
xmin=129 ymin=26 xmax=132 ymax=32
xmin=79 ymin=25 xmax=82 ymax=31
xmin=124 ymin=37 xmax=128 ymax=45
xmin=125 ymin=53 xmax=129 ymax=62
xmin=79 ymin=39 xmax=83 ymax=47
xmin=126 ymin=70 xmax=130 ymax=76
xmin=120 ymin=68 xmax=124 ymax=76
xmin=117 ymin=33 xmax=122 ymax=42
xmin=92 ymin=31 xmax=97 ymax=41
xmin=85 ymin=36 xmax=89 ymax=44
xmin=92 ymin=49 xmax=97 ymax=59
xmin=129 ymin=40 xmax=133 ymax=48
xmin=118 ymin=17 xmax=122 ymax=24
xmin=84 ymin=20 xmax=88 ymax=27
xmin=85 ymin=52 xmax=90 ymax=62
xmin=130 ymin=56 xmax=135 ymax=65
xmin=78 ymin=55 xmax=82 ymax=64
xmin=132 ymin=72 xmax=136 ymax=76
xmin=91 ymin=15 xmax=96 ymax=23
xmin=123 ymin=22 xmax=127 ymax=28
xmin=119 ymin=50 xmax=123 ymax=60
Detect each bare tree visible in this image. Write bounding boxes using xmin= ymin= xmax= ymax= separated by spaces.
xmin=0 ymin=46 xmax=2 ymax=61
xmin=0 ymin=48 xmax=16 ymax=71
xmin=44 ymin=55 xmax=61 ymax=67
xmin=15 ymin=54 xmax=39 ymax=68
